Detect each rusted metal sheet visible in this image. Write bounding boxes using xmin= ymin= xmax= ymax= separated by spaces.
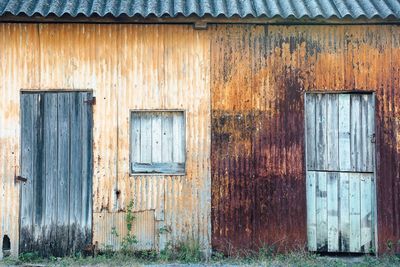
xmin=211 ymin=25 xmax=306 ymax=254
xmin=0 ymin=24 xmax=40 ymax=258
xmin=115 ymin=25 xmax=211 ymax=251
xmin=0 ymin=23 xmax=211 ymax=258
xmin=93 ymin=210 xmax=155 ymax=251
xmin=0 ymin=22 xmax=399 ymax=258
xmin=211 ymin=24 xmax=400 ymax=255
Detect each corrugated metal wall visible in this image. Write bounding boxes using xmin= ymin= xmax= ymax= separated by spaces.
xmin=0 ymin=23 xmax=399 ymax=257
xmin=0 ymin=24 xmax=38 ymax=258
xmin=0 ymin=24 xmax=211 ymax=257
xmin=210 ymin=25 xmax=400 ymax=255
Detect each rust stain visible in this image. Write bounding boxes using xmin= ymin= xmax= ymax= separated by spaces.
xmin=211 ymin=24 xmax=400 ymax=255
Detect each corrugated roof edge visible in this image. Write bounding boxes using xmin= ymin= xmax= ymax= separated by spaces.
xmin=1 ymin=11 xmax=400 ymax=20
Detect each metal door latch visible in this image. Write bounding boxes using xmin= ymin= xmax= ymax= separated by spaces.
xmin=15 ymin=176 xmax=28 ymax=183
xmin=370 ymin=133 xmax=376 ymax=143
xmin=84 ymin=96 xmax=96 ymax=105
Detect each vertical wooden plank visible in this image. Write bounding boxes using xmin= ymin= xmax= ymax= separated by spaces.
xmin=69 ymin=92 xmax=83 ymax=252
xmin=326 ymin=94 xmax=339 ymax=170
xmin=316 ymin=172 xmax=328 ymax=251
xmin=360 ymin=95 xmax=369 ymax=172
xmin=366 ymin=95 xmax=375 ymax=172
xmin=80 ymin=92 xmax=92 ymax=244
xmin=140 ymin=113 xmax=152 ymax=164
xmin=131 ymin=112 xmax=141 ymax=165
xmin=161 ymin=113 xmax=173 ymax=163
xmin=327 ymin=172 xmax=339 ymax=252
xmin=19 ymin=93 xmax=35 ymax=252
xmin=306 ymin=171 xmax=317 ymax=251
xmin=33 ymin=93 xmax=45 ymax=249
xmin=56 ymin=93 xmax=70 ymax=253
xmin=315 ymin=94 xmax=327 ymax=170
xmin=305 ymin=94 xmax=316 ymax=170
xmin=349 ymin=173 xmax=361 ymax=252
xmin=360 ymin=173 xmax=373 ymax=253
xmin=151 ymin=113 xmax=162 ymax=163
xmin=43 ymin=93 xmax=58 ymax=254
xmin=338 ymin=94 xmax=351 ymax=171
xmin=85 ymin=92 xmax=93 ymax=245
xmin=351 ymin=95 xmax=361 ymax=171
xmin=339 ymin=172 xmax=350 ymax=252
xmin=172 ymin=112 xmax=185 ymax=163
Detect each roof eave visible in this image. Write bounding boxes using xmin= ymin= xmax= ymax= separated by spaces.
xmin=0 ymin=13 xmax=399 ymax=25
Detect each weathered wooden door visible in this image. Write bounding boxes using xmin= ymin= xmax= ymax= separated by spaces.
xmin=305 ymin=93 xmax=376 ymax=253
xmin=19 ymin=92 xmax=93 ymax=256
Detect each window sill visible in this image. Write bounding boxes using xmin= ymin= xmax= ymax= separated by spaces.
xmin=129 ymin=172 xmax=186 ymax=177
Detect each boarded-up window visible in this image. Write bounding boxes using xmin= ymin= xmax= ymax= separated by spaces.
xmin=130 ymin=111 xmax=185 ymax=174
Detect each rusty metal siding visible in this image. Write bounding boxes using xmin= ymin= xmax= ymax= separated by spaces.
xmin=0 ymin=22 xmax=399 ymax=258
xmin=115 ymin=25 xmax=211 ymax=251
xmin=0 ymin=24 xmax=39 ymax=258
xmin=210 ymin=25 xmax=306 ymax=253
xmin=0 ymin=23 xmax=211 ymax=257
xmin=211 ymin=24 xmax=400 ymax=255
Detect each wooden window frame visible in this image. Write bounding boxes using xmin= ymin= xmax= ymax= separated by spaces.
xmin=129 ymin=109 xmax=187 ymax=176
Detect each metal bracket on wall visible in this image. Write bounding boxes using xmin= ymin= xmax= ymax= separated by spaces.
xmin=15 ymin=176 xmax=28 ymax=183
xmin=370 ymin=133 xmax=376 ymax=143
xmin=84 ymin=96 xmax=96 ymax=105
xmin=193 ymin=21 xmax=208 ymax=30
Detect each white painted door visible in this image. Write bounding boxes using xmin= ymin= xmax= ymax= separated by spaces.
xmin=305 ymin=93 xmax=375 ymax=253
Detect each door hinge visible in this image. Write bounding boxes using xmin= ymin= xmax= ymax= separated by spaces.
xmin=84 ymin=96 xmax=96 ymax=105
xmin=370 ymin=133 xmax=376 ymax=143
xmin=15 ymin=175 xmax=28 ymax=183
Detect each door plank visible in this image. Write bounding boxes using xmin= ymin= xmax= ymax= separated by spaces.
xmin=69 ymin=92 xmax=84 ymax=253
xmin=80 ymin=92 xmax=92 ymax=245
xmin=33 ymin=93 xmax=45 ymax=248
xmin=43 ymin=93 xmax=58 ymax=254
xmin=360 ymin=95 xmax=369 ymax=172
xmin=306 ymin=171 xmax=317 ymax=251
xmin=366 ymin=95 xmax=375 ymax=172
xmin=316 ymin=172 xmax=328 ymax=251
xmin=327 ymin=172 xmax=339 ymax=252
xmin=349 ymin=173 xmax=361 ymax=252
xmin=350 ymin=95 xmax=361 ymax=171
xmin=305 ymin=94 xmax=316 ymax=170
xmin=56 ymin=93 xmax=70 ymax=254
xmin=338 ymin=94 xmax=351 ymax=171
xmin=326 ymin=94 xmax=339 ymax=171
xmin=315 ymin=94 xmax=327 ymax=170
xmin=20 ymin=93 xmax=35 ymax=252
xmin=339 ymin=172 xmax=350 ymax=252
xmin=360 ymin=173 xmax=373 ymax=253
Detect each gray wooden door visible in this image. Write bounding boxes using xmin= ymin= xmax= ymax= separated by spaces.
xmin=305 ymin=93 xmax=375 ymax=253
xmin=19 ymin=92 xmax=93 ymax=257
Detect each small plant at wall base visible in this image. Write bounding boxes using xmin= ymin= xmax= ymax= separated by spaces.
xmin=159 ymin=241 xmax=202 ymax=263
xmin=110 ymin=200 xmax=138 ymax=254
xmin=121 ymin=199 xmax=138 ymax=252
